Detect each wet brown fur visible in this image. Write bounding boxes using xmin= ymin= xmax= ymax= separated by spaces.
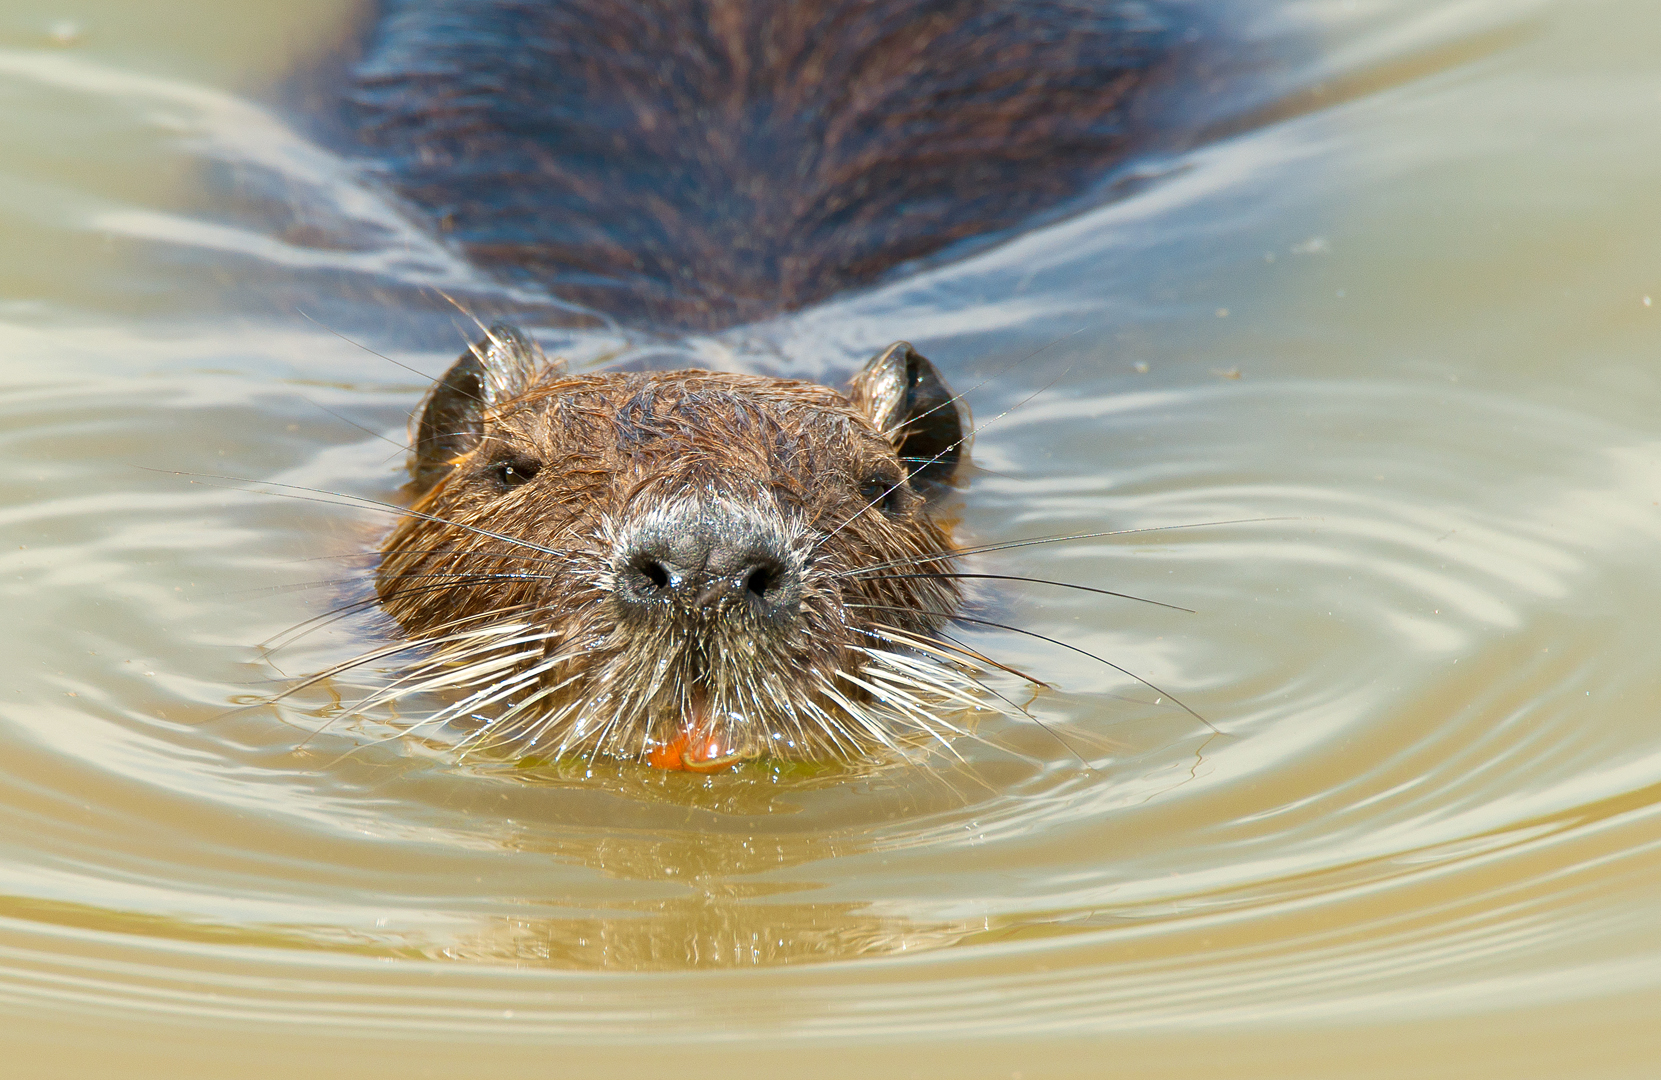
xmin=341 ymin=0 xmax=1183 ymax=328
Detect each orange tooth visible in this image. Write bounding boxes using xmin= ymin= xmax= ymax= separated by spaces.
xmin=644 ymin=694 xmax=744 ymax=773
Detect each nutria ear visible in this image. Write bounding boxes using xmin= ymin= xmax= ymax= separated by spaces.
xmin=848 ymin=341 xmax=967 ymax=495
xmin=411 ymin=324 xmax=561 ymax=491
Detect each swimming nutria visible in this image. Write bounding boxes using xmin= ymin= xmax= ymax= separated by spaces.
xmin=373 ymin=326 xmax=974 ymax=770
xmin=323 ymin=2 xmax=1190 ymax=767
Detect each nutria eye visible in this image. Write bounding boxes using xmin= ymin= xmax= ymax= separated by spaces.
xmin=859 ymin=474 xmax=906 ymax=515
xmin=492 ymin=458 xmax=541 ymax=489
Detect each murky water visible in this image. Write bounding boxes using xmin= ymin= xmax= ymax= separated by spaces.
xmin=4 ymin=0 xmax=1661 ymax=1075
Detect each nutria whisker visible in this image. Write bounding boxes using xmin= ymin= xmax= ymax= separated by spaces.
xmin=264 ymin=574 xmax=563 ymax=653
xmin=281 ymin=615 xmax=551 ymax=747
xmin=855 ymin=628 xmax=1092 ymax=767
xmin=274 ymin=614 xmax=536 ymax=713
xmin=379 ymin=569 xmax=558 ymax=589
xmin=846 ymin=602 xmax=1214 ymax=733
xmin=320 ymin=653 xmax=578 ymax=765
xmin=324 ymin=634 xmax=583 ymax=748
xmin=294 ymin=395 xmax=413 ymax=454
xmin=369 ymin=645 xmax=546 ymax=708
xmin=935 ymin=632 xmax=1054 ymax=693
xmin=280 ymin=547 xmax=583 ymax=576
xmin=811 ymin=678 xmax=921 ymax=759
xmin=150 ymin=468 xmax=576 ymax=559
xmin=325 ymin=607 xmax=543 ymax=668
xmin=855 ymin=662 xmax=1062 ymax=769
xmin=261 ymin=580 xmax=554 ymax=658
xmin=788 ymin=697 xmax=853 ymax=758
xmin=833 ymin=671 xmax=975 ymax=765
xmin=858 ymin=622 xmax=1045 ymax=689
xmin=837 ymin=518 xmax=1299 ymax=578
xmin=864 ymin=625 xmax=1047 ymax=710
xmin=296 ymin=308 xmax=488 ymax=409
xmin=478 ymin=690 xmax=579 ymax=758
xmin=855 ymin=651 xmax=999 ymax=719
xmin=815 ymin=694 xmax=899 ymax=759
xmin=335 ymin=629 xmax=554 ymax=710
xmin=373 ymin=571 xmax=561 ymax=600
xmin=254 ymin=562 xmax=563 ymax=611
xmin=500 ymin=696 xmax=588 ymax=758
xmin=410 ymin=653 xmax=576 ymax=734
xmin=850 ymin=572 xmax=1195 ymax=612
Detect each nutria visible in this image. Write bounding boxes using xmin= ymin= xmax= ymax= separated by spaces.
xmin=317 ymin=1 xmax=1194 ymax=766
xmin=371 ymin=326 xmax=975 ymax=769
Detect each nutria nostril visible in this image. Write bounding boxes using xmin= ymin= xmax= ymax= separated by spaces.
xmin=633 ymin=559 xmax=672 ymax=592
xmin=612 ymin=499 xmax=805 ymax=619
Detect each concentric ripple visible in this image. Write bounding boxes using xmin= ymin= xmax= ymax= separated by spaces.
xmin=3 ymin=0 xmax=1660 ymax=1075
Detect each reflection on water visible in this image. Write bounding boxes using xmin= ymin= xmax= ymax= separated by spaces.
xmin=4 ymin=0 xmax=1661 ymax=1075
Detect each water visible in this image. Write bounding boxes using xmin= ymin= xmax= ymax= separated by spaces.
xmin=4 ymin=0 xmax=1661 ymax=1075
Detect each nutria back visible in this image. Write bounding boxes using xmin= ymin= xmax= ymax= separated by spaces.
xmin=342 ymin=0 xmax=1183 ymax=327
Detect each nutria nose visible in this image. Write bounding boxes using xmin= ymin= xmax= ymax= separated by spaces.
xmin=612 ymin=501 xmax=803 ymax=619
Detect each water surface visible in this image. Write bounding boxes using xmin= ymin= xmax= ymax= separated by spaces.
xmin=3 ymin=0 xmax=1661 ymax=1076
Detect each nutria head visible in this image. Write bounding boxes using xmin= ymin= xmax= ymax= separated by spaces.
xmin=375 ymin=326 xmax=973 ymax=769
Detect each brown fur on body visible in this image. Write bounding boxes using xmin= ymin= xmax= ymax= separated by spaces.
xmin=343 ymin=0 xmax=1183 ymax=328
xmin=376 ymin=327 xmax=973 ymax=765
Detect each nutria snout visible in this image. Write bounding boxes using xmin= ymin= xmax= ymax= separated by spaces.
xmin=611 ymin=498 xmax=806 ymax=624
xmin=373 ymin=326 xmax=982 ymax=769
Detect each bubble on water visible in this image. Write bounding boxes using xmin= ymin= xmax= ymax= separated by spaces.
xmin=46 ymin=20 xmax=82 ymax=46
